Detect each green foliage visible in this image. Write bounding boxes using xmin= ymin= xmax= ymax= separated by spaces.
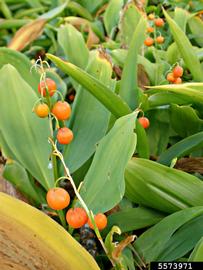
xmin=134 ymin=207 xmax=203 ymax=263
xmin=125 ymin=158 xmax=203 ymax=213
xmin=64 ymin=51 xmax=114 ymax=173
xmin=0 ymin=64 xmax=54 ymax=190
xmin=80 ymin=112 xmax=137 ymax=213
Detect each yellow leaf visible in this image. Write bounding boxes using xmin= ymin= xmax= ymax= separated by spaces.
xmin=0 ymin=192 xmax=100 ymax=270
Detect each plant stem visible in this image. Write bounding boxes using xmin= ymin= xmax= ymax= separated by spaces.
xmin=50 ymin=139 xmax=116 ymax=268
xmin=57 ymin=210 xmax=67 ymax=228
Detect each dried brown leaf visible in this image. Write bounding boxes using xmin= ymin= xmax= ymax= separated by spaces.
xmin=8 ymin=19 xmax=47 ymax=51
xmin=112 ymin=235 xmax=136 ymax=260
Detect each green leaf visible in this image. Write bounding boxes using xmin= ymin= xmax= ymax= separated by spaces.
xmin=148 ymin=91 xmax=193 ymax=108
xmin=107 ymin=206 xmax=165 ymax=233
xmin=0 ymin=64 xmax=54 ymax=190
xmin=125 ymin=158 xmax=203 ymax=214
xmin=75 ymin=0 xmax=104 ymax=14
xmin=188 ymin=16 xmax=203 ymax=47
xmin=147 ymin=83 xmax=203 ymax=104
xmin=119 ymin=3 xmax=141 ymax=45
xmin=0 ymin=48 xmax=39 ymax=91
xmin=174 ymin=7 xmax=190 ymax=32
xmin=58 ymin=23 xmax=89 ymax=68
xmin=157 ymin=215 xmax=203 ymax=261
xmin=105 ymin=226 xmax=121 ymax=255
xmin=39 ymin=1 xmax=69 ymax=20
xmin=103 ymin=0 xmax=123 ymax=37
xmin=3 ymin=160 xmax=45 ymax=206
xmin=163 ymin=8 xmax=203 ymax=81
xmin=46 ymin=53 xmax=132 ymax=118
xmin=79 ymin=112 xmax=137 ymax=213
xmin=169 ymin=104 xmax=203 ymax=138
xmin=189 ymin=237 xmax=203 ymax=261
xmin=67 ymin=1 xmax=93 ymax=21
xmin=146 ymin=109 xmax=170 ymax=156
xmin=119 ymin=16 xmax=147 ymax=109
xmin=64 ymin=51 xmax=114 ymax=173
xmin=134 ymin=206 xmax=203 ymax=263
xmin=158 ymin=131 xmax=203 ymax=166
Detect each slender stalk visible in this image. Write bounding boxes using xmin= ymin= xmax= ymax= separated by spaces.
xmin=57 ymin=210 xmax=67 ymax=228
xmin=49 ymin=138 xmax=116 ymax=267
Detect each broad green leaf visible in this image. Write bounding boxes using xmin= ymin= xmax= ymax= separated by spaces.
xmin=58 ymin=23 xmax=89 ymax=69
xmin=64 ymin=51 xmax=114 ymax=173
xmin=103 ymin=0 xmax=123 ymax=37
xmin=0 ymin=48 xmax=39 ymax=90
xmin=79 ymin=112 xmax=137 ymax=213
xmin=46 ymin=53 xmax=132 ymax=118
xmin=147 ymin=83 xmax=203 ymax=104
xmin=67 ymin=1 xmax=93 ymax=21
xmin=189 ymin=237 xmax=203 ymax=261
xmin=46 ymin=54 xmax=149 ymax=158
xmin=174 ymin=7 xmax=190 ymax=32
xmin=157 ymin=215 xmax=203 ymax=261
xmin=188 ymin=16 xmax=203 ymax=47
xmin=125 ymin=158 xmax=203 ymax=214
xmin=169 ymin=104 xmax=203 ymax=138
xmin=148 ymin=92 xmax=193 ymax=108
xmin=135 ymin=121 xmax=150 ymax=159
xmin=119 ymin=16 xmax=147 ymax=109
xmin=163 ymin=9 xmax=203 ymax=81
xmin=0 ymin=64 xmax=54 ymax=190
xmin=3 ymin=160 xmax=45 ymax=206
xmin=14 ymin=7 xmax=45 ymax=19
xmin=119 ymin=3 xmax=141 ymax=45
xmin=107 ymin=206 xmax=165 ymax=233
xmin=0 ymin=192 xmax=100 ymax=270
xmin=146 ymin=109 xmax=170 ymax=156
xmin=75 ymin=0 xmax=105 ymax=14
xmin=134 ymin=206 xmax=203 ymax=263
xmin=158 ymin=131 xmax=203 ymax=166
xmin=0 ymin=19 xmax=31 ymax=29
xmin=26 ymin=0 xmax=42 ymax=8
xmin=39 ymin=1 xmax=68 ymax=20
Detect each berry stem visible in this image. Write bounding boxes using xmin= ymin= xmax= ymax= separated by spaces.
xmin=57 ymin=210 xmax=67 ymax=228
xmin=49 ymin=138 xmax=116 ymax=268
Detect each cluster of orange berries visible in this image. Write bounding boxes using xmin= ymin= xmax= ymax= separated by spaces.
xmin=144 ymin=14 xmax=165 ymax=47
xmin=35 ymin=78 xmax=73 ymax=145
xmin=46 ymin=187 xmax=107 ymax=230
xmin=166 ymin=65 xmax=183 ymax=84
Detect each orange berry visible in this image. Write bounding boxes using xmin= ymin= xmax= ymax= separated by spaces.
xmin=144 ymin=37 xmax=154 ymax=47
xmin=66 ymin=208 xmax=88 ymax=229
xmin=52 ymin=101 xmax=71 ymax=120
xmin=46 ymin=188 xmax=70 ymax=210
xmin=138 ymin=117 xmax=150 ymax=129
xmin=34 ymin=103 xmax=49 ymax=118
xmin=88 ymin=213 xmax=107 ymax=231
xmin=148 ymin=13 xmax=155 ymax=20
xmin=156 ymin=36 xmax=164 ymax=44
xmin=173 ymin=65 xmax=183 ymax=78
xmin=38 ymin=78 xmax=57 ymax=97
xmin=154 ymin=18 xmax=164 ymax=27
xmin=174 ymin=77 xmax=182 ymax=84
xmin=147 ymin=27 xmax=154 ymax=33
xmin=166 ymin=73 xmax=175 ymax=83
xmin=68 ymin=94 xmax=75 ymax=102
xmin=57 ymin=127 xmax=73 ymax=145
